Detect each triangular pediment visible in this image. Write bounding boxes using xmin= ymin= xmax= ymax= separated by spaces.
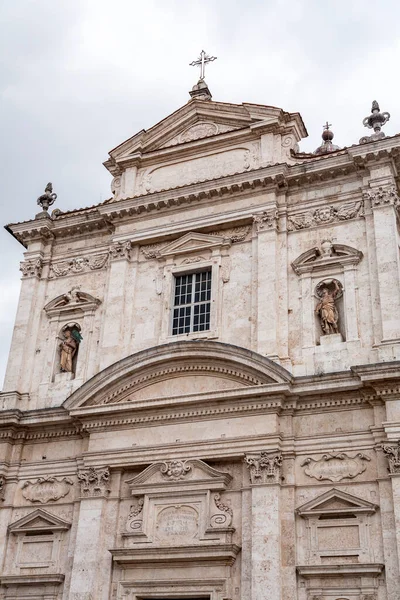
xmin=125 ymin=458 xmax=231 ymax=494
xmin=158 ymin=121 xmax=241 ymax=149
xmin=104 ymin=99 xmax=307 ymax=174
xmin=297 ymin=488 xmax=377 ymax=517
xmin=9 ymin=509 xmax=71 ymax=534
xmin=158 ymin=231 xmax=229 ymax=258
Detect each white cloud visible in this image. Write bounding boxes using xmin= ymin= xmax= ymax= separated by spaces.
xmin=1 ymin=0 xmax=400 ymax=387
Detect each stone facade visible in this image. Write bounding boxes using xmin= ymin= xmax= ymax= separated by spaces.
xmin=1 ymin=93 xmax=400 ymax=599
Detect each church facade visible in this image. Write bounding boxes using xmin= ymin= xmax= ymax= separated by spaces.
xmin=1 ymin=80 xmax=400 ymax=600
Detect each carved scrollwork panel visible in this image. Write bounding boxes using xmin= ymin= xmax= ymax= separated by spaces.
xmin=209 ymin=492 xmax=233 ymax=528
xmin=288 ymin=200 xmax=364 ymax=231
xmin=126 ymin=496 xmax=144 ymax=532
xmin=49 ymin=253 xmax=109 ymax=278
xmin=22 ymin=476 xmax=74 ymax=504
xmin=301 ymin=452 xmax=371 ymax=482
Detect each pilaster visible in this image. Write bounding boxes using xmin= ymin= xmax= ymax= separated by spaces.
xmin=68 ymin=467 xmax=111 ymax=599
xmin=99 ymin=241 xmax=134 ymax=371
xmin=366 ymin=184 xmax=400 ymax=344
xmin=253 ymin=209 xmax=279 ymax=359
xmin=3 ymin=253 xmax=44 ymax=394
xmin=245 ymin=451 xmax=283 ymax=600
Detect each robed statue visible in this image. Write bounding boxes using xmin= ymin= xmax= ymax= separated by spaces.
xmin=315 ymin=279 xmax=341 ymax=335
xmin=60 ymin=327 xmax=82 ymax=373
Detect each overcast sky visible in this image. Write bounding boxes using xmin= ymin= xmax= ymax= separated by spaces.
xmin=1 ymin=0 xmax=400 ymax=388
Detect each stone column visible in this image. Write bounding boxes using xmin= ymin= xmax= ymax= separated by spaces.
xmin=299 ymin=273 xmax=314 ymax=349
xmin=3 ymin=255 xmax=44 ymax=393
xmin=68 ymin=467 xmax=111 ymax=600
xmin=343 ymin=264 xmax=359 ymax=341
xmin=253 ymin=209 xmax=279 ymax=359
xmin=368 ymin=185 xmax=400 ymax=342
xmin=245 ymin=451 xmax=282 ymax=600
xmin=383 ymin=441 xmax=400 ymax=572
xmin=99 ymin=241 xmax=132 ymax=371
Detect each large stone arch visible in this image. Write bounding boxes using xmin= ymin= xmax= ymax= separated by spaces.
xmin=64 ymin=340 xmax=292 ymax=411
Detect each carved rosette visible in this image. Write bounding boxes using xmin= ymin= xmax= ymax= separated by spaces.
xmin=245 ymin=451 xmax=283 ymax=484
xmin=382 ymin=440 xmax=400 ymax=474
xmin=20 ymin=258 xmax=43 ymax=278
xmin=77 ymin=466 xmax=110 ymax=497
xmin=288 ymin=200 xmax=364 ymax=231
xmin=301 ymin=452 xmax=370 ymax=483
xmin=160 ymin=460 xmax=192 ymax=481
xmin=126 ymin=496 xmax=144 ymax=532
xmin=364 ymin=185 xmax=400 ymax=208
xmin=49 ymin=253 xmax=109 ymax=278
xmin=209 ymin=492 xmax=233 ymax=528
xmin=22 ymin=476 xmax=74 ymax=504
xmin=253 ymin=210 xmax=279 ymax=232
xmin=109 ymin=240 xmax=132 ymax=261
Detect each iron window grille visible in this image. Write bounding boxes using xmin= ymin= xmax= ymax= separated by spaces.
xmin=172 ymin=270 xmax=211 ymax=335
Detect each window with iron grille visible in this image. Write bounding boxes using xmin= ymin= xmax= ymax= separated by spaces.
xmin=172 ymin=270 xmax=212 ymax=335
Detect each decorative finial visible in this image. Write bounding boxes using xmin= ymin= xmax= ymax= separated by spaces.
xmin=188 ymin=50 xmax=216 ymax=101
xmin=314 ymin=122 xmax=339 ymax=155
xmin=37 ymin=182 xmax=57 ymax=213
xmin=360 ymin=100 xmax=390 ymax=144
xmin=189 ymin=50 xmax=217 ymax=81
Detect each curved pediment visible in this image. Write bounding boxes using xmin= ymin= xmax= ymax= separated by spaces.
xmin=44 ymin=287 xmax=101 ymax=317
xmin=64 ymin=341 xmax=292 ymax=412
xmin=292 ymin=241 xmax=363 ymax=275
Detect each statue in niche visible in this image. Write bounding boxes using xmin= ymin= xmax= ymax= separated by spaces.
xmin=315 ymin=279 xmax=342 ymax=335
xmin=59 ymin=325 xmax=82 ymax=373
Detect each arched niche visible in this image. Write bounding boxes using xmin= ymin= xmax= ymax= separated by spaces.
xmin=291 ymin=241 xmax=363 ymax=347
xmin=44 ymin=287 xmax=101 ymax=384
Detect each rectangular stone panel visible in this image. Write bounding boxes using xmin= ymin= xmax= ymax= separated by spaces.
xmin=317 ymin=525 xmax=360 ymax=550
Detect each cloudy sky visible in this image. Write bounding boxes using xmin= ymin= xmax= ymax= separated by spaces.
xmin=1 ymin=0 xmax=400 ymax=387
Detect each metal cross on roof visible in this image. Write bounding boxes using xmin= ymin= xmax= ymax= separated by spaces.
xmin=189 ymin=50 xmax=217 ymax=81
xmin=323 ymin=121 xmax=332 ymax=131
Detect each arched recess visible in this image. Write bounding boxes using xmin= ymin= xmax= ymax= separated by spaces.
xmin=64 ymin=340 xmax=292 ymax=412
